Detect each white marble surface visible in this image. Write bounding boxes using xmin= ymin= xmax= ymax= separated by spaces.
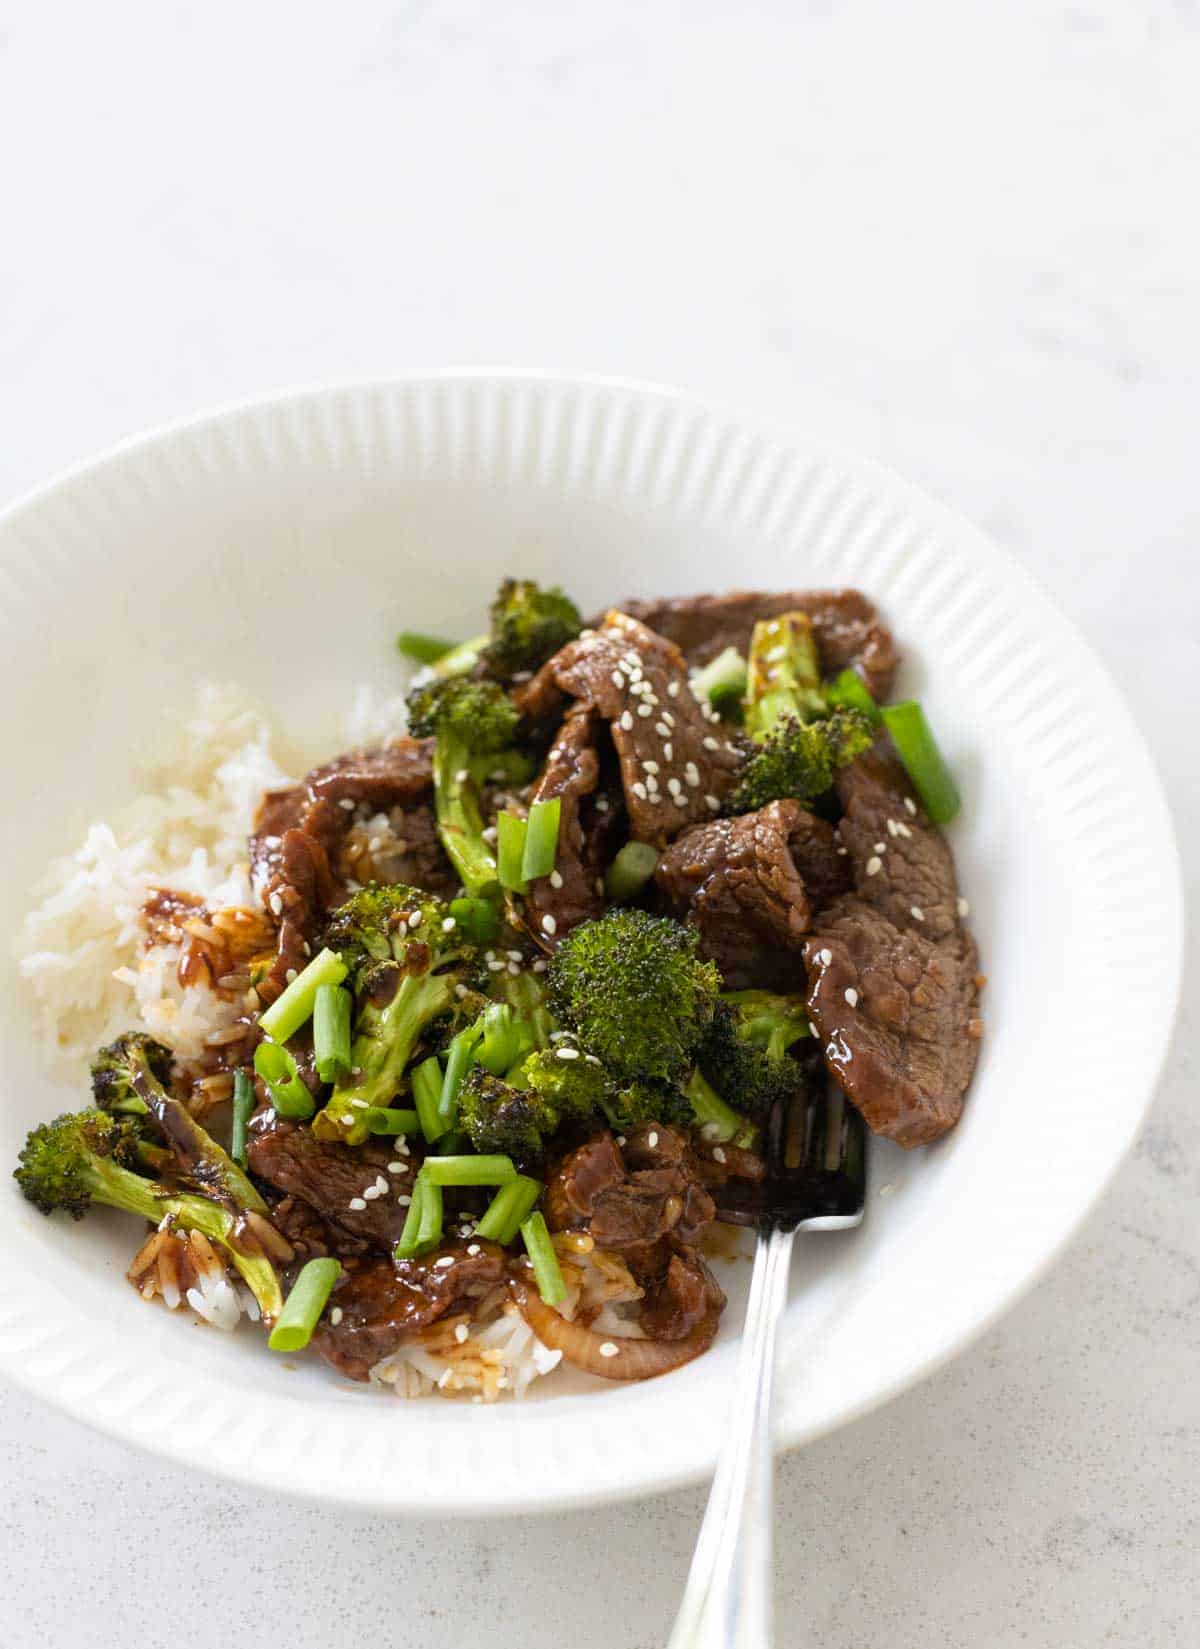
xmin=1 ymin=3 xmax=1197 ymax=1644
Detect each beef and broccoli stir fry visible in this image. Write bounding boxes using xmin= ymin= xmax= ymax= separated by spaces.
xmin=15 ymin=580 xmax=982 ymax=1397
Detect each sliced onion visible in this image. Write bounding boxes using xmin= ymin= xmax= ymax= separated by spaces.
xmin=511 ymin=1281 xmax=720 ymax=1382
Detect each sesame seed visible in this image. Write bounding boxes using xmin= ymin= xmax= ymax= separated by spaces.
xmin=549 ymin=869 xmax=564 ymax=888
xmin=467 ymin=1244 xmax=482 ymax=1256
xmin=904 ymin=797 xmax=918 ymax=815
xmin=911 ymin=905 xmax=925 ymax=922
xmin=620 ymin=711 xmax=634 ymax=731
xmin=766 ymin=645 xmax=786 ymax=662
xmin=646 ymin=776 xmax=659 ymax=794
xmin=268 ymin=891 xmax=283 ymax=916
xmin=647 ymin=1131 xmax=658 ymax=1147
xmin=455 ymin=1323 xmax=470 ymax=1344
xmin=348 ymin=1197 xmax=367 ymax=1211
xmin=819 ymin=948 xmax=833 ymax=965
xmin=455 ymin=768 xmax=470 ymax=783
xmin=632 ymin=781 xmax=648 ymax=800
xmin=285 ymin=968 xmax=297 ymax=984
xmin=616 ymin=1135 xmax=627 ymax=1147
xmin=541 ymin=913 xmax=557 ymax=935
xmin=667 ymin=777 xmax=683 ymax=796
xmin=532 ymin=959 xmax=548 ymax=973
xmin=701 ymin=1122 xmax=722 ymax=1140
xmin=487 ymin=959 xmax=505 ymax=971
xmin=844 ymin=988 xmax=859 ymax=1007
xmin=482 ymin=825 xmax=498 ymax=843
xmin=667 ymin=680 xmax=680 ymax=697
xmin=663 ymin=741 xmax=674 ymax=761
xmin=599 ymin=1341 xmax=620 ymax=1358
xmin=673 ymin=794 xmax=688 ymax=808
xmin=362 ymin=1185 xmax=382 ymax=1201
xmin=349 ymin=1098 xmax=369 ymax=1109
xmin=374 ymin=1175 xmax=389 ymax=1193
xmin=957 ymin=897 xmax=970 ymax=917
xmin=866 ymin=856 xmax=882 ymax=876
xmin=507 ymin=961 xmax=520 ymax=975
xmin=454 ymin=982 xmax=469 ymax=998
xmin=556 ymin=1046 xmax=580 ymax=1060
xmin=637 ymin=703 xmax=653 ymax=718
xmin=388 ymin=1161 xmax=405 ymax=1173
xmin=703 ymin=736 xmax=719 ymax=751
xmin=874 ymin=842 xmax=887 ymax=854
xmin=435 ymin=1256 xmax=455 ymax=1269
xmin=484 ymin=949 xmax=496 ymax=961
xmin=705 ymin=794 xmax=721 ymax=811
xmin=643 ymin=760 xmax=659 ymax=774
xmin=331 ymin=1307 xmax=344 ymax=1325
xmin=442 ymin=916 xmax=457 ymax=932
xmin=409 ymin=909 xmax=423 ymax=928
xmin=712 ymin=1146 xmax=727 ymax=1164
xmin=368 ymin=835 xmax=383 ymax=853
xmin=338 ymin=798 xmax=356 ymax=812
xmin=397 ymin=1194 xmax=412 ymax=1207
xmin=507 ymin=949 xmax=523 ymax=961
xmin=894 ymin=821 xmax=913 ymax=839
xmin=655 ymin=721 xmax=670 ymax=736
xmin=595 ymin=797 xmax=609 ymax=812
xmin=394 ymin=1139 xmax=410 ymax=1155
xmin=611 ymin=671 xmax=625 ymax=689
xmin=684 ymin=762 xmax=700 ymax=787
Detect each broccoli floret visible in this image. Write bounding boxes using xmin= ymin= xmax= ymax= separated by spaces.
xmin=548 ymin=909 xmax=721 ymax=1084
xmin=481 ymin=578 xmax=582 ymax=680
xmin=315 ymin=883 xmax=481 ymax=1142
xmin=405 ymin=675 xmax=523 ymax=896
xmin=729 ymin=707 xmax=874 ymax=813
xmin=14 ymin=1108 xmax=283 ymax=1320
xmin=696 ymin=993 xmax=809 ymax=1118
xmin=90 ymin=1031 xmax=267 ymax=1214
xmin=459 ymin=1040 xmax=605 ymax=1164
xmin=602 ymin=1076 xmax=694 ymax=1133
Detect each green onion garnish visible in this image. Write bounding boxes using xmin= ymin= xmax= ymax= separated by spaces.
xmin=313 ymin=983 xmax=353 ymax=1085
xmin=415 ymin=1176 xmax=444 ymax=1250
xmin=363 ymin=1107 xmax=420 ymax=1136
xmin=431 ymin=1128 xmax=468 ymax=1156
xmin=824 ymin=667 xmax=880 ymax=723
xmin=253 ymin=1041 xmax=315 ymax=1120
xmin=438 ymin=1021 xmax=484 ymax=1128
xmin=691 ymin=646 xmax=748 ymax=710
xmin=520 ymin=1211 xmax=567 ymax=1307
xmin=880 ymin=701 xmax=961 ymax=825
xmin=521 ymin=798 xmax=561 ymax=881
xmin=496 ymin=812 xmax=529 ymax=893
xmin=396 ymin=630 xmax=457 ymax=665
xmin=412 ymin=1055 xmax=447 ymax=1142
xmin=393 ymin=1177 xmax=429 ymax=1260
xmin=422 ymin=1154 xmax=518 ymax=1187
xmin=258 ymin=947 xmax=348 ymax=1045
xmin=267 ymin=1257 xmax=341 ymax=1352
xmin=474 ymin=1175 xmax=542 ymax=1246
xmin=604 ymin=840 xmax=659 ymax=903
xmin=477 ymin=1002 xmax=535 ymax=1077
xmin=230 ymin=1069 xmax=255 ymax=1168
xmin=448 ymin=896 xmax=502 ymax=944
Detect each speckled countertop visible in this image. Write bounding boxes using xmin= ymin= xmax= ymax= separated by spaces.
xmin=1 ymin=4 xmax=1196 ymax=1644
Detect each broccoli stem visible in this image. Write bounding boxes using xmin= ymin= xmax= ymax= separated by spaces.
xmin=744 ymin=612 xmax=826 ymax=739
xmin=691 ymin=646 xmax=748 ymax=709
xmin=604 ymin=841 xmax=659 ymax=903
xmin=316 ymin=970 xmax=456 ymax=1143
xmin=230 ymin=1070 xmax=254 ymax=1169
xmin=129 ymin=1043 xmax=268 ymax=1213
xmin=824 ymin=667 xmax=880 ymax=723
xmin=683 ymin=1069 xmax=758 ymax=1150
xmin=432 ymin=732 xmax=501 ymax=897
xmin=85 ymin=1155 xmax=283 ymax=1320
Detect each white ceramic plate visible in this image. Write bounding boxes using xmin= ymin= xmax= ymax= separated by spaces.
xmin=0 ymin=374 xmax=1182 ymax=1514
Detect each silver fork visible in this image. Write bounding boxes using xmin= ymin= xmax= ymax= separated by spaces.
xmin=666 ymin=1082 xmax=868 ymax=1649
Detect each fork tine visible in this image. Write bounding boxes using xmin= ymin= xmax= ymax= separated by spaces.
xmin=714 ymin=1074 xmax=868 ymax=1229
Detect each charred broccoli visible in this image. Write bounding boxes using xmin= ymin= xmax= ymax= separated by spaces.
xmin=728 ymin=612 xmax=874 ymax=813
xmin=405 ymin=674 xmax=522 ymax=896
xmin=548 ymin=909 xmax=721 ymax=1084
xmin=696 ymin=991 xmax=810 ymax=1118
xmin=602 ymin=1076 xmax=693 ymax=1133
xmin=481 ymin=577 xmax=582 ymax=680
xmin=14 ymin=1108 xmax=283 ymax=1319
xmin=458 ymin=1039 xmax=606 ymax=1164
xmin=316 ymin=883 xmax=482 ymax=1142
xmin=90 ymin=1031 xmax=267 ymax=1213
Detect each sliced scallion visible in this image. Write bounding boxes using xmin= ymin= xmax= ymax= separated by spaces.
xmin=412 ymin=1055 xmax=446 ymax=1142
xmin=496 ymin=812 xmax=529 ymax=893
xmin=604 ymin=840 xmax=659 ymax=903
xmin=520 ymin=798 xmax=561 ymax=881
xmin=438 ymin=1021 xmax=484 ymax=1128
xmin=880 ymin=700 xmax=961 ymax=825
xmin=268 ymin=1257 xmax=341 ymax=1352
xmin=258 ymin=948 xmax=348 ymax=1044
xmin=230 ymin=1069 xmax=255 ymax=1169
xmin=363 ymin=1107 xmax=420 ymax=1136
xmin=474 ymin=1175 xmax=542 ymax=1246
xmin=421 ymin=1154 xmax=518 ymax=1188
xmin=393 ymin=1177 xmax=429 ymax=1260
xmin=396 ymin=630 xmax=457 ymax=665
xmin=253 ymin=1041 xmax=315 ymax=1120
xmin=824 ymin=667 xmax=880 ymax=723
xmin=415 ymin=1176 xmax=444 ymax=1250
xmin=520 ymin=1211 xmax=567 ymax=1307
xmin=313 ymin=983 xmax=352 ymax=1085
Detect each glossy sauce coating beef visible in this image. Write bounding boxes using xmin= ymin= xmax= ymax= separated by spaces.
xmin=247 ymin=1117 xmax=419 ymax=1250
xmin=519 ymin=708 xmax=624 ymax=945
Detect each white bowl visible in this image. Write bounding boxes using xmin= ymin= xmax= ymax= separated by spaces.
xmin=0 ymin=373 xmax=1182 ymax=1513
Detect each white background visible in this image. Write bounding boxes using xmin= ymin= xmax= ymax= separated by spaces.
xmin=1 ymin=4 xmax=1196 ymax=1645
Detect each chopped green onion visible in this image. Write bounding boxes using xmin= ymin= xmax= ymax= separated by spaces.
xmin=448 ymin=896 xmax=502 ymax=944
xmin=496 ymin=812 xmax=529 ymax=893
xmin=474 ymin=1175 xmax=542 ymax=1246
xmin=230 ymin=1070 xmax=255 ymax=1168
xmin=254 ymin=1041 xmax=315 ymax=1120
xmin=684 ymin=1070 xmax=757 ymax=1150
xmin=415 ymin=1176 xmax=444 ymax=1250
xmin=258 ymin=947 xmax=348 ymax=1045
xmin=313 ymin=984 xmax=352 ymax=1085
xmin=521 ymin=798 xmax=561 ymax=881
xmin=431 ymin=1128 xmax=468 ymax=1156
xmin=824 ymin=667 xmax=880 ymax=723
xmin=396 ymin=629 xmax=457 ymax=665
xmin=268 ymin=1257 xmax=341 ymax=1352
xmin=429 ymin=633 xmax=488 ymax=679
xmin=604 ymin=840 xmax=659 ymax=903
xmin=393 ymin=1177 xmax=430 ymax=1259
xmin=439 ymin=1021 xmax=484 ymax=1128
xmin=477 ymin=1003 xmax=535 ymax=1076
xmin=363 ymin=1107 xmax=420 ymax=1136
xmin=421 ymin=1154 xmax=518 ymax=1187
xmin=691 ymin=646 xmax=748 ymax=709
xmin=880 ymin=701 xmax=961 ymax=825
xmin=412 ymin=1055 xmax=447 ymax=1142
xmin=520 ymin=1211 xmax=567 ymax=1307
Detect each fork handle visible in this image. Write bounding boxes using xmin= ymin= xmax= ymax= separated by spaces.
xmin=665 ymin=1224 xmax=796 ymax=1649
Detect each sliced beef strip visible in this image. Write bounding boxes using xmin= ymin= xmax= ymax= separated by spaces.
xmin=616 ymin=588 xmax=899 ymax=701
xmin=305 ymin=738 xmax=435 ymax=806
xmin=269 ymin=1194 xmax=373 ymax=1262
xmin=518 ymin=708 xmax=625 ymax=947
xmin=337 ymin=798 xmax=458 ymax=899
xmin=836 ymin=741 xmax=960 ymax=942
xmin=631 ymin=1247 xmax=726 ymax=1342
xmin=529 ymin=612 xmax=742 ymax=845
xmin=246 ymin=1117 xmax=419 ymax=1250
xmin=309 ymin=1243 xmax=507 ymax=1381
xmin=803 ymin=896 xmax=982 ymax=1148
xmin=544 ymin=1127 xmax=717 ymax=1252
xmin=249 ymin=786 xmax=307 ymax=894
xmin=257 ymin=822 xmax=343 ymax=1004
xmin=655 ymin=800 xmax=848 ymax=989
